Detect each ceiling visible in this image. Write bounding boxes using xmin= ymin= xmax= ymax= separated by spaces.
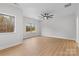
xmin=17 ymin=3 xmax=77 ymax=20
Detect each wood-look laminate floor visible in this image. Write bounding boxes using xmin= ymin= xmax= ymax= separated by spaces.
xmin=0 ymin=37 xmax=79 ymax=56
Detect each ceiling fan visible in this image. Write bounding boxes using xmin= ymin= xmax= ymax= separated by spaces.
xmin=40 ymin=9 xmax=54 ymax=20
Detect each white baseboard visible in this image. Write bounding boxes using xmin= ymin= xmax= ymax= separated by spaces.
xmin=0 ymin=41 xmax=23 ymax=50
xmin=41 ymin=35 xmax=75 ymax=40
xmin=23 ymin=35 xmax=41 ymax=39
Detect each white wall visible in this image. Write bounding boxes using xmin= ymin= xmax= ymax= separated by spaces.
xmin=41 ymin=14 xmax=76 ymax=40
xmin=0 ymin=4 xmax=23 ymax=50
xmin=23 ymin=17 xmax=41 ymax=38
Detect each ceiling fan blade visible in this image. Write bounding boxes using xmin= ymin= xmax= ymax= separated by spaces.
xmin=41 ymin=14 xmax=45 ymax=17
xmin=49 ymin=15 xmax=53 ymax=16
xmin=48 ymin=16 xmax=53 ymax=18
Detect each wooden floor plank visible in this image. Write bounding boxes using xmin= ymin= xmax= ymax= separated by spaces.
xmin=0 ymin=37 xmax=78 ymax=56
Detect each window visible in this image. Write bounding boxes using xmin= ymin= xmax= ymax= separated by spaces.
xmin=0 ymin=14 xmax=15 ymax=33
xmin=26 ymin=23 xmax=36 ymax=32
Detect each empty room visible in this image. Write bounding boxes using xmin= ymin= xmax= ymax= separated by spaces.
xmin=0 ymin=3 xmax=79 ymax=56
